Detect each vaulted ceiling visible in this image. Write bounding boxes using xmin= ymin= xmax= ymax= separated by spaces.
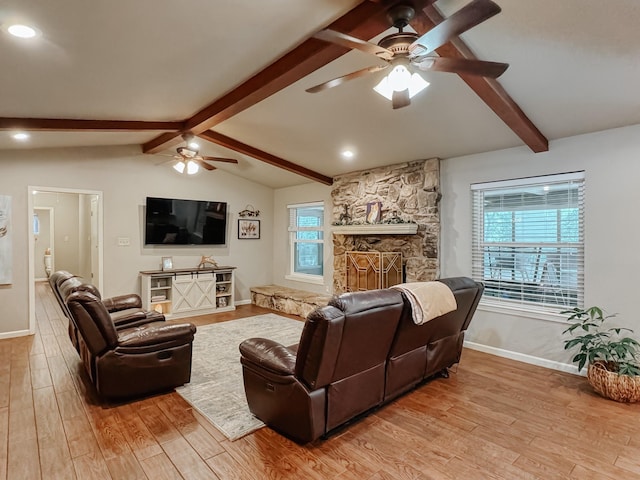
xmin=1 ymin=0 xmax=639 ymax=188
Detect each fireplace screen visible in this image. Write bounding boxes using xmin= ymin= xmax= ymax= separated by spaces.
xmin=346 ymin=251 xmax=402 ymax=291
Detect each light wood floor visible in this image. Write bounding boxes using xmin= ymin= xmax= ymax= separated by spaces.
xmin=1 ymin=283 xmax=639 ymax=479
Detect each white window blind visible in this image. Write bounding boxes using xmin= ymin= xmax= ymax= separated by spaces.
xmin=288 ymin=202 xmax=324 ymax=278
xmin=471 ymin=172 xmax=585 ymax=312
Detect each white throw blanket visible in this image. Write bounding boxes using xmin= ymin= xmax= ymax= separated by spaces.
xmin=390 ymin=281 xmax=457 ymax=325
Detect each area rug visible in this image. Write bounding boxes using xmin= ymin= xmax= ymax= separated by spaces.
xmin=176 ymin=314 xmax=304 ymax=441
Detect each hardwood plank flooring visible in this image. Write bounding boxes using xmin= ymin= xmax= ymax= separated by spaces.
xmin=0 ymin=281 xmax=639 ymax=479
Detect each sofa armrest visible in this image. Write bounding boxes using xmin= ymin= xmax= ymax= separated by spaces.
xmin=117 ymin=322 xmax=196 ymax=349
xmin=111 ymin=309 xmax=165 ymax=329
xmin=103 ymin=294 xmax=142 ymax=312
xmin=240 ymin=338 xmax=297 ymax=376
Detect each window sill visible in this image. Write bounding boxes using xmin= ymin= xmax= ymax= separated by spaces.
xmin=285 ymin=274 xmax=325 ymax=286
xmin=478 ymin=300 xmax=567 ymax=324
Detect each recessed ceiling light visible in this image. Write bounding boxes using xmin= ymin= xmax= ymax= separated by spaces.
xmin=12 ymin=132 xmax=30 ymax=141
xmin=341 ymin=149 xmax=355 ymax=159
xmin=7 ymin=24 xmax=39 ymax=39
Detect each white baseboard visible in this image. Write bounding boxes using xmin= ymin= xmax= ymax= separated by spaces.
xmin=0 ymin=329 xmax=33 ymax=340
xmin=234 ymin=299 xmax=252 ymax=306
xmin=463 ymin=340 xmax=584 ymax=377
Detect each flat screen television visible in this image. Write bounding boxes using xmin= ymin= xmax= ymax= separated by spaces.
xmin=145 ymin=196 xmax=227 ymax=245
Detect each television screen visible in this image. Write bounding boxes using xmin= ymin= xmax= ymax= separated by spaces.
xmin=145 ymin=197 xmax=227 ymax=245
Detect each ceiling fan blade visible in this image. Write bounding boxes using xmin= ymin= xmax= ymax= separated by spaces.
xmin=409 ymin=0 xmax=501 ymax=56
xmin=201 ymin=156 xmax=239 ymax=164
xmin=392 ymin=89 xmax=411 ymax=110
xmin=306 ymin=65 xmax=388 ymax=94
xmin=193 ymin=159 xmax=216 ymax=171
xmin=314 ymin=29 xmax=394 ymax=60
xmin=412 ymin=56 xmax=508 ymax=78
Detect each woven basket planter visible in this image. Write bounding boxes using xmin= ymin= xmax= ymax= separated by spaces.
xmin=587 ymin=362 xmax=640 ymax=403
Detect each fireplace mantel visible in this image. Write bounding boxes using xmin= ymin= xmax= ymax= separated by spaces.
xmin=331 ymin=224 xmax=418 ymax=235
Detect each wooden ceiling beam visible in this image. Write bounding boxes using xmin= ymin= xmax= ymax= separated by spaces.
xmin=412 ymin=5 xmax=548 ymax=153
xmin=198 ymin=130 xmax=333 ymax=185
xmin=0 ymin=117 xmax=183 ymax=131
xmin=143 ymin=1 xmax=401 ymax=155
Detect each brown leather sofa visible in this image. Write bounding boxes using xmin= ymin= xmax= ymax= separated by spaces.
xmin=239 ymin=277 xmax=483 ymax=443
xmin=49 ymin=270 xmax=164 ymax=351
xmin=66 ymin=289 xmax=196 ymax=399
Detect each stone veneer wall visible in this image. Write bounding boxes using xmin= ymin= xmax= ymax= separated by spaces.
xmin=331 ymin=159 xmax=440 ymax=293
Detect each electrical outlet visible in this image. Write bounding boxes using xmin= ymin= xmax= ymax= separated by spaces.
xmin=117 ymin=237 xmax=130 ymax=246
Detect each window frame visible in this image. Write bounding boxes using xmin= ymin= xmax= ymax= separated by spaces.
xmin=286 ymin=201 xmax=325 ymax=285
xmin=471 ymin=171 xmax=585 ymax=316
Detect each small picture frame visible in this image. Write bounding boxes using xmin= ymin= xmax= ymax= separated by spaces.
xmin=238 ymin=219 xmax=260 ymax=239
xmin=366 ymin=201 xmax=382 ymax=223
xmin=161 ymin=256 xmax=173 ymax=271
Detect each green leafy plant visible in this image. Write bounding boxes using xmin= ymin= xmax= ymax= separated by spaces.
xmin=563 ymin=306 xmax=640 ymax=376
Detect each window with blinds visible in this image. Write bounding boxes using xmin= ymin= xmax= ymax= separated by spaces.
xmin=288 ymin=202 xmax=324 ymax=280
xmin=471 ymin=172 xmax=585 ymax=312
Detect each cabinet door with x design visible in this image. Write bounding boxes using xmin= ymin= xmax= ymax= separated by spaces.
xmin=172 ymin=273 xmax=216 ymax=314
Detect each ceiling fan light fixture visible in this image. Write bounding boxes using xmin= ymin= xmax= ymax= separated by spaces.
xmin=173 ymin=161 xmax=186 ymax=174
xmin=407 ymin=72 xmax=429 ymax=98
xmin=186 ymin=160 xmax=199 ymax=175
xmin=373 ymin=71 xmax=429 ymax=101
xmin=387 ymin=64 xmax=412 ymax=92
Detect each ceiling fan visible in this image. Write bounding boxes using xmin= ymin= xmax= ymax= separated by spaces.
xmin=167 ymin=133 xmax=239 ymax=174
xmin=306 ymin=0 xmax=508 ymax=109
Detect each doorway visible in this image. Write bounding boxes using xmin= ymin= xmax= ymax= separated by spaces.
xmin=33 ymin=207 xmax=54 ymax=281
xmin=27 ymin=186 xmax=103 ymax=333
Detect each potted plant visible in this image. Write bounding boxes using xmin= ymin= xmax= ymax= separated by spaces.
xmin=563 ymin=306 xmax=640 ymax=402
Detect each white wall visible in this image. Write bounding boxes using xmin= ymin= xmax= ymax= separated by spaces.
xmin=0 ymin=144 xmax=274 ymax=335
xmin=441 ymin=123 xmax=640 ymax=366
xmin=273 ymin=182 xmax=333 ymax=294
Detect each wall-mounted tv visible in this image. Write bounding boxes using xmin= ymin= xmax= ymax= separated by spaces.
xmin=145 ymin=196 xmax=227 ymax=245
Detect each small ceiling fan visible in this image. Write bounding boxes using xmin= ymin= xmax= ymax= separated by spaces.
xmin=306 ymin=0 xmax=508 ymax=109
xmin=167 ymin=133 xmax=239 ymax=174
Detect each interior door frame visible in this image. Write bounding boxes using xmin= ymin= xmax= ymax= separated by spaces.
xmin=27 ymin=186 xmax=104 ymax=334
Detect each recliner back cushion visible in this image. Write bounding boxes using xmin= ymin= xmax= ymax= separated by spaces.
xmin=327 ymin=289 xmax=404 ymax=380
xmin=67 ymin=291 xmax=119 ymax=355
xmin=58 ymin=277 xmax=101 ymax=302
xmin=295 ymin=305 xmax=345 ymax=389
xmin=388 ymin=277 xmax=484 ymax=358
xmin=436 ymin=277 xmax=484 ymax=331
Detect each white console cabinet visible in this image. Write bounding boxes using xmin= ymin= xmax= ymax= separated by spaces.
xmin=140 ymin=267 xmax=235 ymax=319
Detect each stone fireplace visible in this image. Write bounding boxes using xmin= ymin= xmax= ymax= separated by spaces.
xmin=331 ymin=159 xmax=440 ymax=294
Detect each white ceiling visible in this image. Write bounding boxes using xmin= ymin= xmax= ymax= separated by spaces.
xmin=1 ymin=0 xmax=639 ymax=188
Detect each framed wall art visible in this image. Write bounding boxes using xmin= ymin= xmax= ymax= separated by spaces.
xmin=0 ymin=195 xmax=11 ymax=284
xmin=238 ymin=219 xmax=260 ymax=239
xmin=366 ymin=201 xmax=382 ymax=223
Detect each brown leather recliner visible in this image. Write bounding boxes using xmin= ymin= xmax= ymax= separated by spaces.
xmin=49 ymin=270 xmax=164 ymax=351
xmin=240 ymin=290 xmax=404 ymax=443
xmin=66 ymin=290 xmax=196 ymax=399
xmin=240 ymin=277 xmax=483 ymax=443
